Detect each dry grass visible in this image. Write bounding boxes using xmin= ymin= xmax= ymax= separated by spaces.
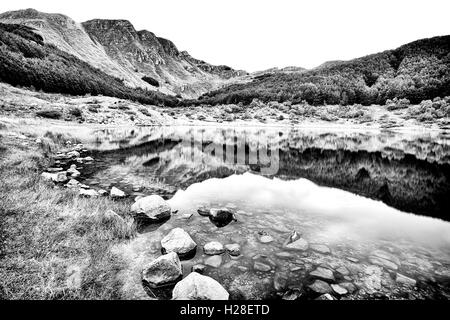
xmin=0 ymin=124 xmax=136 ymax=299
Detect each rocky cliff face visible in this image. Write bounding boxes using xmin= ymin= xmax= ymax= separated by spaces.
xmin=0 ymin=9 xmax=247 ymax=98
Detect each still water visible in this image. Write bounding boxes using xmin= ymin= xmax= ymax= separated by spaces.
xmin=78 ymin=125 xmax=450 ymax=299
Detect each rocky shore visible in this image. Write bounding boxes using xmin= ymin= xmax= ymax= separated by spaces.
xmin=30 ymin=131 xmax=450 ymax=301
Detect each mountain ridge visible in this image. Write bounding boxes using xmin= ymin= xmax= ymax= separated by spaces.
xmin=0 ymin=8 xmax=247 ymax=98
xmin=197 ymin=35 xmax=450 ymax=106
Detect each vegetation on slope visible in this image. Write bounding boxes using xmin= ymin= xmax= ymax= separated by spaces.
xmin=0 ymin=23 xmax=179 ymax=107
xmin=0 ymin=126 xmax=136 ymax=299
xmin=195 ymin=36 xmax=450 ymax=106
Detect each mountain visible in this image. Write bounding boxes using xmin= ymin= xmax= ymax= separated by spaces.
xmin=0 ymin=8 xmax=247 ymax=98
xmin=0 ymin=22 xmax=178 ymax=106
xmin=196 ymin=35 xmax=450 ymax=106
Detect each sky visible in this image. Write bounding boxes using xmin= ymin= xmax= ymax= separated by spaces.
xmin=0 ymin=0 xmax=449 ymax=72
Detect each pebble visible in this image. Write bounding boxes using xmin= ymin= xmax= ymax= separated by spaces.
xmin=310 ymin=267 xmax=335 ymax=281
xmin=308 ymin=280 xmax=332 ymax=294
xmin=192 ymin=264 xmax=206 ymax=274
xmin=260 ymin=235 xmax=274 ymax=243
xmin=331 ymin=284 xmax=348 ymax=295
xmin=254 ymin=261 xmax=272 ymax=272
xmin=310 ymin=244 xmax=331 ymax=255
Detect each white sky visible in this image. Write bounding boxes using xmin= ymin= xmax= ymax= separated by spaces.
xmin=1 ymin=0 xmax=449 ymax=72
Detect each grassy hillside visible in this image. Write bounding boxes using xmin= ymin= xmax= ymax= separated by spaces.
xmin=196 ymin=36 xmax=450 ymax=106
xmin=0 ymin=23 xmax=179 ymax=107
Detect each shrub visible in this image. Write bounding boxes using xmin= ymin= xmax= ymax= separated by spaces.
xmin=36 ymin=110 xmax=62 ymax=119
xmin=88 ymin=104 xmax=101 ymax=113
xmin=69 ymin=107 xmax=82 ymax=118
xmin=142 ymin=76 xmax=160 ymax=87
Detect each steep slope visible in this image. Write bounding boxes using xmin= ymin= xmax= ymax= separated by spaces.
xmin=197 ymin=36 xmax=450 ymax=106
xmin=0 ymin=8 xmax=246 ymax=98
xmin=82 ymin=19 xmax=246 ymax=98
xmin=0 ymin=23 xmax=178 ymax=106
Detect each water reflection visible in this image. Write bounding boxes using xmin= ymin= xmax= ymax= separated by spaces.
xmin=91 ymin=126 xmax=450 ymax=300
xmin=81 ymin=126 xmax=450 ymax=220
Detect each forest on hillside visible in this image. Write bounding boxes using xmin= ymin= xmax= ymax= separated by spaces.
xmin=195 ymin=36 xmax=450 ymax=106
xmin=0 ymin=23 xmax=179 ymax=107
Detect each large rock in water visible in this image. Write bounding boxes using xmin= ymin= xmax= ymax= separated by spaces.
xmin=209 ymin=208 xmax=236 ymax=227
xmin=131 ymin=195 xmax=171 ymax=221
xmin=172 ymin=272 xmax=229 ymax=300
xmin=161 ymin=228 xmax=197 ymax=258
xmin=142 ymin=252 xmax=182 ymax=288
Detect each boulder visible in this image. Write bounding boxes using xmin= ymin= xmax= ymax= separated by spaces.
xmin=110 ymin=186 xmax=126 ymax=198
xmin=204 ymin=241 xmax=225 ymax=255
xmin=172 ymin=272 xmax=229 ymax=300
xmin=142 ymin=252 xmax=182 ymax=288
xmin=161 ymin=228 xmax=197 ymax=258
xmin=224 ymin=243 xmax=241 ymax=256
xmin=209 ymin=208 xmax=236 ymax=227
xmin=131 ymin=195 xmax=171 ymax=221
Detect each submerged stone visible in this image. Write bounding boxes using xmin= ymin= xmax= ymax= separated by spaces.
xmin=308 ymin=280 xmax=332 ymax=294
xmin=310 ymin=267 xmax=335 ymax=282
xmin=396 ymin=273 xmax=416 ymax=286
xmin=310 ymin=244 xmax=331 ymax=255
xmin=192 ymin=264 xmax=206 ymax=274
xmin=285 ymin=238 xmax=309 ymax=251
xmin=204 ymin=255 xmax=222 ymax=268
xmin=254 ymin=261 xmax=272 ymax=272
xmin=260 ymin=235 xmax=274 ymax=243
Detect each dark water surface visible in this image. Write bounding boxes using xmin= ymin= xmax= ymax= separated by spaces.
xmin=78 ymin=126 xmax=450 ymax=299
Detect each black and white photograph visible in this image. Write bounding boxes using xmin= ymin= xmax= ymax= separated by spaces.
xmin=0 ymin=0 xmax=449 ymax=312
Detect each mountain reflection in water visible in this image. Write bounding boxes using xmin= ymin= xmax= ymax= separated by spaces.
xmin=82 ymin=126 xmax=450 ymax=221
xmin=81 ymin=126 xmax=450 ymax=300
